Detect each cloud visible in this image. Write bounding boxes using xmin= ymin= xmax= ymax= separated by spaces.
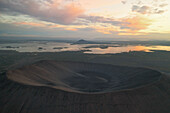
xmin=132 ymin=5 xmax=150 ymax=14
xmin=14 ymin=22 xmax=45 ymax=27
xmin=0 ymin=22 xmax=81 ymax=38
xmin=121 ymin=15 xmax=152 ymax=31
xmin=0 ymin=0 xmax=84 ymax=24
xmin=11 ymin=21 xmax=79 ymax=32
xmin=81 ymin=15 xmax=121 ymax=26
xmin=77 ymin=27 xmax=95 ymax=32
xmin=121 ymin=1 xmax=127 ymax=4
xmin=131 ymin=0 xmax=168 ymax=15
xmin=118 ymin=32 xmax=147 ymax=36
xmin=154 ymin=9 xmax=165 ymax=14
xmin=78 ymin=14 xmax=152 ymax=35
xmin=132 ymin=4 xmax=166 ymax=14
xmin=64 ymin=28 xmax=78 ymax=31
xmin=159 ymin=3 xmax=168 ymax=7
xmin=0 ymin=0 xmax=155 ymax=36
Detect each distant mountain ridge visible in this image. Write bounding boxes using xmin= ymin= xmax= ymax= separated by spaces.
xmin=72 ymin=39 xmax=110 ymax=44
xmin=72 ymin=39 xmax=96 ymax=44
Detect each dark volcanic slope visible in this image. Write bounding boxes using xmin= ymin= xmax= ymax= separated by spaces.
xmin=0 ymin=61 xmax=170 ymax=113
xmin=7 ymin=61 xmax=161 ymax=93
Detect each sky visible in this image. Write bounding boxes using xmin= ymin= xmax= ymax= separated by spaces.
xmin=0 ymin=0 xmax=170 ymax=40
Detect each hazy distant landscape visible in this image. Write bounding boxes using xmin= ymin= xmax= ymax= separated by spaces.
xmin=1 ymin=39 xmax=170 ymax=54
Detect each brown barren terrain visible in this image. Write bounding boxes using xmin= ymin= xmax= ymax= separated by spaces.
xmin=0 ymin=61 xmax=170 ymax=113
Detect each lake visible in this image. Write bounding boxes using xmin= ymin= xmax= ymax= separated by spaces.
xmin=0 ymin=41 xmax=170 ymax=54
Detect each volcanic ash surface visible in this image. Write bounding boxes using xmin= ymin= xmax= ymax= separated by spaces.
xmin=7 ymin=61 xmax=161 ymax=94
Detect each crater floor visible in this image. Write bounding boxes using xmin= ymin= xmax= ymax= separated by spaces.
xmin=7 ymin=61 xmax=161 ymax=93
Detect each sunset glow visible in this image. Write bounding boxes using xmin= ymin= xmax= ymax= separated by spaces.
xmin=0 ymin=0 xmax=170 ymax=40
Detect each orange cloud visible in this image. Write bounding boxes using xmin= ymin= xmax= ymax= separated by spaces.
xmin=64 ymin=28 xmax=78 ymax=31
xmin=118 ymin=32 xmax=148 ymax=36
xmin=0 ymin=0 xmax=84 ymax=24
xmin=14 ymin=21 xmax=79 ymax=31
xmin=96 ymin=29 xmax=112 ymax=34
xmin=14 ymin=22 xmax=45 ymax=27
xmin=92 ymin=26 xmax=117 ymax=34
xmin=122 ymin=15 xmax=152 ymax=31
xmin=48 ymin=24 xmax=78 ymax=31
xmin=61 ymin=4 xmax=84 ymax=24
xmin=48 ymin=24 xmax=65 ymax=28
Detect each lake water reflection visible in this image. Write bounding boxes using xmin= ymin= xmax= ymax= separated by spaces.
xmin=0 ymin=41 xmax=170 ymax=54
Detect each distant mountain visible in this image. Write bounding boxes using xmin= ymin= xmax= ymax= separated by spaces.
xmin=72 ymin=39 xmax=95 ymax=44
xmin=72 ymin=39 xmax=110 ymax=44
